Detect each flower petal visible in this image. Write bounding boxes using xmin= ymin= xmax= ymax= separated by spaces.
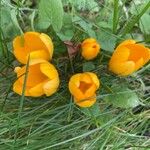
xmin=126 ymin=44 xmax=150 ymax=64
xmin=13 ymin=36 xmax=28 ymax=64
xmin=43 ymin=78 xmax=59 ymax=96
xmin=13 ymin=79 xmax=31 ymax=96
xmin=29 ymin=49 xmax=50 ymax=61
xmin=80 ymin=73 xmax=93 ymax=84
xmin=29 ymin=82 xmax=45 ymax=97
xmin=86 ymin=72 xmax=100 ymax=89
xmin=109 ymin=61 xmax=135 ymax=76
xmin=69 ymin=73 xmax=81 ymax=87
xmin=69 ymin=82 xmax=85 ymax=99
xmin=24 ymin=32 xmax=46 ymax=51
xmin=16 ymin=64 xmax=46 ymax=87
xmin=118 ymin=39 xmax=136 ymax=47
xmin=40 ymin=33 xmax=54 ymax=60
xmin=40 ymin=62 xmax=59 ymax=79
xmin=110 ymin=47 xmax=130 ymax=63
xmin=84 ymin=84 xmax=97 ymax=98
xmin=119 ymin=61 xmax=135 ymax=76
xmin=74 ymin=95 xmax=96 ymax=107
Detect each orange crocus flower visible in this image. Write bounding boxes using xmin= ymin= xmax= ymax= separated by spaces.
xmin=13 ymin=60 xmax=59 ymax=97
xmin=69 ymin=72 xmax=100 ymax=107
xmin=109 ymin=40 xmax=150 ymax=76
xmin=81 ymin=38 xmax=100 ymax=60
xmin=13 ymin=32 xmax=53 ymax=64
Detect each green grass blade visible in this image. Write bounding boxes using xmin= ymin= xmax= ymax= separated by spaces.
xmin=113 ymin=0 xmax=119 ymax=33
xmin=121 ymin=1 xmax=150 ymax=36
xmin=13 ymin=56 xmax=30 ymax=149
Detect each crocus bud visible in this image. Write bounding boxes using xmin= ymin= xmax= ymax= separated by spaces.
xmin=81 ymin=38 xmax=100 ymax=60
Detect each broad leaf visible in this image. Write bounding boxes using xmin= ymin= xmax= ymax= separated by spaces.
xmin=57 ymin=13 xmax=74 ymax=41
xmin=38 ymin=0 xmax=64 ymax=32
xmin=96 ymin=30 xmax=117 ymax=52
xmin=71 ymin=0 xmax=99 ymax=13
xmin=104 ymin=86 xmax=140 ymax=108
xmin=83 ymin=62 xmax=95 ymax=72
xmin=81 ymin=102 xmax=100 ymax=117
xmin=139 ymin=13 xmax=150 ymax=34
xmin=73 ymin=16 xmax=96 ymax=38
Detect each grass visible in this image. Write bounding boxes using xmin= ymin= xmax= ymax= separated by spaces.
xmin=0 ymin=0 xmax=150 ymax=150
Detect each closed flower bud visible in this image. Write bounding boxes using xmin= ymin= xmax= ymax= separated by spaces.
xmin=13 ymin=32 xmax=53 ymax=64
xmin=109 ymin=40 xmax=150 ymax=76
xmin=81 ymin=38 xmax=100 ymax=60
xmin=69 ymin=72 xmax=100 ymax=107
xmin=13 ymin=60 xmax=59 ymax=97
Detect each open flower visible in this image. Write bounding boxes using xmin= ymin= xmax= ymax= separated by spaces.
xmin=109 ymin=40 xmax=150 ymax=76
xmin=81 ymin=38 xmax=100 ymax=60
xmin=13 ymin=32 xmax=53 ymax=64
xmin=69 ymin=72 xmax=100 ymax=107
xmin=13 ymin=60 xmax=59 ymax=97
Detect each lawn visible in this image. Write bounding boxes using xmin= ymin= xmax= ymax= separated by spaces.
xmin=0 ymin=0 xmax=150 ymax=149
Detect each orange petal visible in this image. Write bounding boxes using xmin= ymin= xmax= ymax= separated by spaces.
xmin=119 ymin=61 xmax=135 ymax=76
xmin=109 ymin=61 xmax=135 ymax=76
xmin=43 ymin=78 xmax=59 ymax=96
xmin=80 ymin=73 xmax=93 ymax=84
xmin=29 ymin=49 xmax=50 ymax=61
xmin=82 ymin=47 xmax=99 ymax=60
xmin=68 ymin=73 xmax=81 ymax=87
xmin=24 ymin=32 xmax=51 ymax=61
xmin=29 ymin=82 xmax=45 ymax=97
xmin=84 ymin=84 xmax=97 ymax=98
xmin=69 ymin=82 xmax=85 ymax=100
xmin=24 ymin=32 xmax=44 ymax=51
xmin=126 ymin=44 xmax=149 ymax=63
xmin=40 ymin=33 xmax=54 ymax=60
xmin=13 ymin=36 xmax=28 ymax=64
xmin=86 ymin=72 xmax=100 ymax=89
xmin=16 ymin=64 xmax=46 ymax=87
xmin=40 ymin=62 xmax=59 ymax=79
xmin=74 ymin=95 xmax=96 ymax=107
xmin=118 ymin=39 xmax=136 ymax=48
xmin=82 ymin=38 xmax=96 ymax=46
xmin=13 ymin=79 xmax=31 ymax=96
xmin=110 ymin=47 xmax=130 ymax=63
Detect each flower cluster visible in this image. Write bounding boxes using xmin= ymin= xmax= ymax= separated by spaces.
xmin=13 ymin=32 xmax=150 ymax=107
xmin=13 ymin=32 xmax=59 ymax=97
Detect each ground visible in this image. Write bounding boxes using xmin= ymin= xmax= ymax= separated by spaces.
xmin=0 ymin=0 xmax=150 ymax=150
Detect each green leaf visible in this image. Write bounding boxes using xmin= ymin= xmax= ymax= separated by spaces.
xmin=130 ymin=0 xmax=150 ymax=15
xmin=81 ymin=102 xmax=100 ymax=117
xmin=96 ymin=30 xmax=117 ymax=52
xmin=71 ymin=0 xmax=99 ymax=13
xmin=104 ymin=86 xmax=140 ymax=108
xmin=57 ymin=13 xmax=74 ymax=41
xmin=73 ymin=16 xmax=96 ymax=38
xmin=83 ymin=62 xmax=95 ymax=72
xmin=139 ymin=13 xmax=150 ymax=34
xmin=11 ymin=9 xmax=23 ymax=34
xmin=112 ymin=0 xmax=119 ymax=33
xmin=1 ymin=7 xmax=19 ymax=39
xmin=121 ymin=1 xmax=150 ymax=36
xmin=38 ymin=0 xmax=64 ymax=32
